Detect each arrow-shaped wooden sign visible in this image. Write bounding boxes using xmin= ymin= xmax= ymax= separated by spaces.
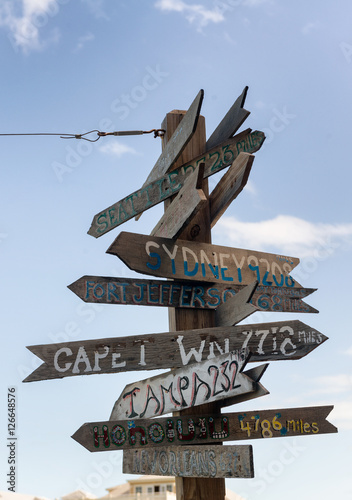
xmin=24 ymin=320 xmax=325 ymax=383
xmin=215 ymin=280 xmax=259 ymax=326
xmin=206 ymin=86 xmax=250 ymax=151
xmin=109 ymin=349 xmax=265 ymax=420
xmin=150 ymin=163 xmax=207 ymax=239
xmin=72 ymin=405 xmax=336 ymax=453
xmin=209 ymin=152 xmax=254 ymax=228
xmin=142 ymin=89 xmax=204 ymax=188
xmin=88 ymin=129 xmax=265 ymax=238
xmin=107 ymin=232 xmax=301 ymax=287
xmin=123 ymin=444 xmax=254 ymax=478
xmin=224 ymin=365 xmax=269 ymax=407
xmin=67 ymin=275 xmax=317 ymax=314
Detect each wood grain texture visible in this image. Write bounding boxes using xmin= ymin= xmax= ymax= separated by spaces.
xmin=215 ymin=280 xmax=258 ymax=326
xmin=24 ymin=319 xmax=327 ymax=382
xmin=209 ymin=153 xmax=254 ymax=228
xmin=151 ymin=163 xmax=207 ymax=239
xmin=206 ymin=86 xmax=250 ymax=151
xmin=122 ymin=445 xmax=254 ymax=478
xmin=140 ymin=90 xmax=204 ymax=188
xmin=71 ymin=405 xmax=337 ymax=453
xmin=158 ymin=110 xmax=222 ymax=500
xmin=107 ymin=231 xmax=301 ymax=287
xmin=109 ymin=349 xmax=256 ymax=420
xmin=87 ymin=129 xmax=265 ymax=238
xmin=67 ymin=276 xmax=316 ymax=312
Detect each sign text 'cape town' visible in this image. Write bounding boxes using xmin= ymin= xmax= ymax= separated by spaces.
xmin=24 ymin=320 xmax=327 ymax=382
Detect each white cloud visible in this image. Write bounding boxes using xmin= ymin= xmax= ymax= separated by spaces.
xmin=309 ymin=374 xmax=352 ymax=395
xmin=243 ymin=179 xmax=257 ymax=195
xmin=80 ymin=0 xmax=109 ymax=20
xmin=214 ymin=214 xmax=352 ymax=258
xmin=302 ymin=20 xmax=321 ymax=35
xmin=99 ymin=141 xmax=138 ymax=158
xmin=330 ymin=401 xmax=352 ymax=430
xmin=155 ymin=0 xmax=224 ymax=31
xmin=155 ymin=0 xmax=273 ymax=30
xmin=223 ymin=31 xmax=237 ymax=45
xmin=243 ymin=0 xmax=271 ymax=5
xmin=254 ymin=100 xmax=266 ymax=109
xmin=0 ymin=0 xmax=61 ymax=53
xmin=74 ymin=32 xmax=95 ymax=52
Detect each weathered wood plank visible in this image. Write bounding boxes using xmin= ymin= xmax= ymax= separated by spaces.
xmin=71 ymin=405 xmax=337 ymax=452
xmin=87 ymin=129 xmax=265 ymax=238
xmin=122 ymin=445 xmax=254 ymax=479
xmin=24 ymin=319 xmax=326 ymax=382
xmin=107 ymin=232 xmax=301 ymax=287
xmin=24 ymin=319 xmax=325 ymax=382
xmin=214 ymin=280 xmax=258 ymax=326
xmin=209 ymin=153 xmax=254 ymax=228
xmin=159 ymin=108 xmax=218 ymax=500
xmin=151 ymin=163 xmax=207 ymax=239
xmin=67 ymin=275 xmax=317 ymax=314
xmin=206 ymin=86 xmax=250 ymax=151
xmin=108 ymin=349 xmax=264 ymax=420
xmin=141 ymin=90 xmax=204 ymax=188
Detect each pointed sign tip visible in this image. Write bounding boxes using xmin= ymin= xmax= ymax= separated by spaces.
xmin=241 ymin=86 xmax=249 ymax=107
xmin=244 ymin=362 xmax=269 ymax=383
xmin=87 ymin=226 xmax=98 ymax=238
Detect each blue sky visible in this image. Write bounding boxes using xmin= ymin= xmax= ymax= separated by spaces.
xmin=0 ymin=0 xmax=351 ymax=498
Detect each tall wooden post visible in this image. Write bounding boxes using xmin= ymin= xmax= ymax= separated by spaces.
xmin=161 ymin=109 xmax=226 ymax=500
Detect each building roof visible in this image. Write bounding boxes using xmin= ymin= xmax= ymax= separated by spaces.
xmin=61 ymin=490 xmax=96 ymax=500
xmin=0 ymin=492 xmax=49 ymax=500
xmin=100 ymin=484 xmax=130 ymax=499
xmin=225 ymin=489 xmax=246 ymax=500
xmin=127 ymin=476 xmax=175 ymax=485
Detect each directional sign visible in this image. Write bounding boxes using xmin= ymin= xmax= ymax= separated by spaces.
xmin=123 ymin=445 xmax=254 ymax=479
xmin=67 ymin=275 xmax=317 ymax=314
xmin=206 ymin=86 xmax=250 ymax=151
xmin=224 ymin=365 xmax=269 ymax=407
xmin=107 ymin=232 xmax=301 ymax=287
xmin=88 ymin=129 xmax=265 ymax=238
xmin=23 ymin=320 xmax=326 ymax=383
xmin=72 ymin=405 xmax=336 ymax=453
xmin=141 ymin=89 xmax=204 ymax=188
xmin=209 ymin=153 xmax=254 ymax=228
xmin=215 ymin=280 xmax=258 ymax=326
xmin=109 ymin=349 xmax=266 ymax=420
xmin=151 ymin=163 xmax=207 ymax=239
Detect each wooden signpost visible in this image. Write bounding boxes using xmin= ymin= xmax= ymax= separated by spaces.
xmin=72 ymin=405 xmax=337 ymax=452
xmin=122 ymin=445 xmax=254 ymax=479
xmin=109 ymin=349 xmax=267 ymax=420
xmin=67 ymin=275 xmax=317 ymax=313
xmin=107 ymin=231 xmax=302 ymax=287
xmin=87 ymin=129 xmax=265 ymax=238
xmin=23 ymin=319 xmax=326 ymax=382
xmin=22 ymin=88 xmax=336 ymax=500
